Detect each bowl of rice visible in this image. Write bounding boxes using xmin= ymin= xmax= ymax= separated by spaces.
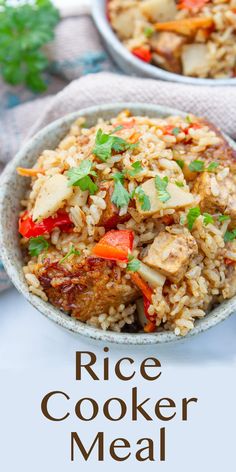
xmin=1 ymin=102 xmax=236 ymax=344
xmin=92 ymin=0 xmax=236 ymax=85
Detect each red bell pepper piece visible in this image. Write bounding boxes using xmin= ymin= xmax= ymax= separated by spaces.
xmin=132 ymin=47 xmax=152 ymax=63
xmin=225 ymin=258 xmax=236 ymax=266
xmin=178 ymin=0 xmax=209 ymax=10
xmin=144 ymin=321 xmax=156 ymax=333
xmin=19 ymin=211 xmax=73 ymax=238
xmin=92 ymin=230 xmax=134 ymax=261
xmin=130 ymin=272 xmax=153 ymax=302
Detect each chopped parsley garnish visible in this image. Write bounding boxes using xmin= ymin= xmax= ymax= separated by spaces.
xmin=176 ymin=159 xmax=184 ymax=169
xmin=127 ymin=256 xmax=141 ymax=272
xmin=111 ymin=173 xmax=131 ymax=208
xmin=203 ymin=213 xmax=214 ymax=226
xmin=187 ymin=207 xmax=201 ymax=230
xmin=155 ymin=175 xmax=171 ymax=203
xmin=218 ymin=214 xmax=230 ymax=223
xmin=172 ymin=127 xmax=180 ymax=136
xmin=189 ymin=160 xmax=205 ymax=172
xmin=29 ymin=236 xmax=49 ymax=257
xmin=128 ymin=161 xmax=143 ymax=176
xmin=144 ymin=26 xmax=154 ymax=38
xmin=92 ymin=128 xmax=138 ymax=162
xmin=112 ymin=125 xmax=124 ymax=133
xmin=67 ymin=160 xmax=98 ymax=195
xmin=59 ymin=245 xmax=81 ymax=264
xmin=224 ymin=230 xmax=236 ymax=243
xmin=135 ymin=186 xmax=151 ymax=211
xmin=175 ymin=180 xmax=184 ymax=188
xmin=206 ymin=162 xmax=219 ymax=172
xmin=189 ymin=160 xmax=219 ymax=173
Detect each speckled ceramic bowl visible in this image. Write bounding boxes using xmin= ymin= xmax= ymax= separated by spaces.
xmin=0 ymin=103 xmax=236 ymax=344
xmin=92 ymin=0 xmax=236 ymax=86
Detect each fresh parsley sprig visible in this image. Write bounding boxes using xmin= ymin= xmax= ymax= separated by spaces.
xmin=59 ymin=245 xmax=81 ymax=264
xmin=0 ymin=0 xmax=60 ymax=92
xmin=111 ymin=173 xmax=131 ymax=208
xmin=135 ymin=186 xmax=151 ymax=211
xmin=189 ymin=160 xmax=219 ymax=173
xmin=224 ymin=230 xmax=236 ymax=243
xmin=155 ymin=175 xmax=171 ymax=203
xmin=127 ymin=255 xmax=141 ymax=272
xmin=203 ymin=213 xmax=214 ymax=226
xmin=92 ymin=129 xmax=138 ymax=162
xmin=67 ymin=160 xmax=98 ymax=195
xmin=128 ymin=161 xmax=143 ymax=177
xmin=187 ymin=207 xmax=201 ymax=230
xmin=29 ymin=236 xmax=49 ymax=257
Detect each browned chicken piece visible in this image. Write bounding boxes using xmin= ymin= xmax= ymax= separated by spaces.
xmin=150 ymin=32 xmax=186 ymax=74
xmin=199 ymin=118 xmax=236 ymax=166
xmin=99 ymin=181 xmax=130 ymax=230
xmin=36 ymin=257 xmax=140 ymax=321
xmin=143 ymin=228 xmax=198 ymax=283
xmin=193 ymin=172 xmax=236 ymax=224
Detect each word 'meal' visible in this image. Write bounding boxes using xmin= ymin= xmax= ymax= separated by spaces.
xmin=41 ymin=349 xmax=198 ymax=463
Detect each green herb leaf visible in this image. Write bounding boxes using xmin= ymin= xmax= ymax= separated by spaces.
xmin=0 ymin=0 xmax=60 ymax=92
xmin=206 ymin=162 xmax=219 ymax=172
xmin=127 ymin=256 xmax=141 ymax=272
xmin=111 ymin=180 xmax=131 ymax=208
xmin=155 ymin=175 xmax=170 ymax=203
xmin=128 ymin=161 xmax=143 ymax=177
xmin=59 ymin=245 xmax=81 ymax=264
xmin=112 ymin=125 xmax=124 ymax=133
xmin=203 ymin=213 xmax=214 ymax=226
xmin=29 ymin=236 xmax=49 ymax=257
xmin=93 ymin=129 xmax=138 ymax=162
xmin=172 ymin=127 xmax=180 ymax=136
xmin=218 ymin=214 xmax=230 ymax=223
xmin=224 ymin=230 xmax=236 ymax=243
xmin=189 ymin=160 xmax=205 ymax=172
xmin=186 ymin=115 xmax=192 ymax=124
xmin=176 ymin=159 xmax=184 ymax=170
xmin=187 ymin=207 xmax=201 ymax=230
xmin=175 ymin=181 xmax=184 ymax=188
xmin=135 ymin=186 xmax=151 ymax=211
xmin=144 ymin=26 xmax=154 ymax=38
xmin=67 ymin=160 xmax=98 ymax=195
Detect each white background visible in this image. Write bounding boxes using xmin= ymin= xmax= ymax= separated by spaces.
xmin=1 ymin=0 xmax=236 ymax=470
xmin=0 ymin=288 xmax=236 ymax=471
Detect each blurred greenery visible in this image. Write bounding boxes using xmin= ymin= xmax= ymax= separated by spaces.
xmin=0 ymin=0 xmax=60 ymax=92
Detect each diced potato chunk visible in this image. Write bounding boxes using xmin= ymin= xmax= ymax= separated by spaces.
xmin=143 ymin=229 xmax=198 ymax=283
xmin=32 ymin=174 xmax=73 ymax=221
xmin=140 ymin=0 xmax=177 ymax=23
xmin=181 ymin=44 xmax=210 ymax=77
xmin=135 ymin=177 xmax=194 ymax=216
xmin=138 ymin=261 xmax=166 ymax=288
xmin=111 ymin=8 xmax=143 ymax=40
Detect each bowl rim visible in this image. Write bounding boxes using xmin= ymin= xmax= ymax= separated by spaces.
xmin=92 ymin=0 xmax=236 ymax=86
xmin=0 ymin=102 xmax=236 ymax=345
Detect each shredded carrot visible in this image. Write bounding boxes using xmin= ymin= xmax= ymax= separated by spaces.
xmin=144 ymin=321 xmax=156 ymax=333
xmin=129 ymin=132 xmax=141 ymax=144
xmin=130 ymin=272 xmax=153 ymax=302
xmin=154 ymin=17 xmax=213 ymax=36
xmin=225 ymin=258 xmax=236 ymax=266
xmin=17 ymin=167 xmax=45 ymax=177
